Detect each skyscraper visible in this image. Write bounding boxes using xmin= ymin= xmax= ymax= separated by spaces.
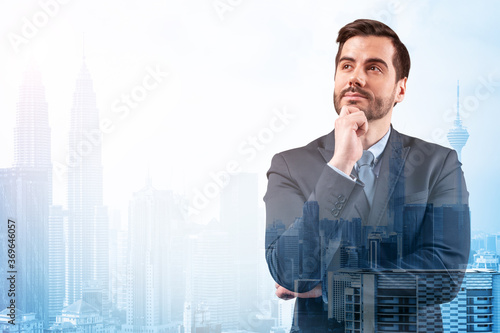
xmin=186 ymin=229 xmax=239 ymax=331
xmin=441 ymin=270 xmax=500 ymax=333
xmin=109 ymin=210 xmax=128 ymax=312
xmin=122 ymin=177 xmax=177 ymax=332
xmin=339 ymin=270 xmax=464 ymax=332
xmin=65 ymin=57 xmax=109 ymax=318
xmin=220 ymin=173 xmax=259 ymax=327
xmin=0 ymin=67 xmax=51 ymax=323
xmin=447 ymin=81 xmax=469 ymax=162
xmin=48 ymin=205 xmax=65 ymax=324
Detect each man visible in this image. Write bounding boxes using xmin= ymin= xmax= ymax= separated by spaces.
xmin=264 ymin=19 xmax=470 ymax=332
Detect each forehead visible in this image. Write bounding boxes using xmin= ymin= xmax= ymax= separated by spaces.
xmin=340 ymin=36 xmax=395 ymax=66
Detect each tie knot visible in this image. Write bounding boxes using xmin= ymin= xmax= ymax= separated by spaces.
xmin=357 ymin=150 xmax=374 ymax=168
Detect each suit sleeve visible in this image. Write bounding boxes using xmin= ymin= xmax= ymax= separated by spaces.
xmin=394 ymin=149 xmax=470 ymax=304
xmin=264 ymin=152 xmax=365 ymax=293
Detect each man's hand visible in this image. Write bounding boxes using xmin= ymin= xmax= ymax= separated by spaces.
xmin=275 ymin=283 xmax=323 ymax=300
xmin=329 ymin=105 xmax=368 ymax=175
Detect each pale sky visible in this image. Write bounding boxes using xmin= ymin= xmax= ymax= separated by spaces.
xmin=1 ymin=0 xmax=499 ymax=231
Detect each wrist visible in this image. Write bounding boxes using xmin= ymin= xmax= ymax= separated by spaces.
xmin=328 ymin=156 xmax=356 ymax=175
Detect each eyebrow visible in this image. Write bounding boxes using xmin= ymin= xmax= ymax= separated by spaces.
xmin=339 ymin=56 xmax=389 ymax=70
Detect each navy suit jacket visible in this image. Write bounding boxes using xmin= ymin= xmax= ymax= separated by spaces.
xmin=264 ymin=127 xmax=470 ymax=332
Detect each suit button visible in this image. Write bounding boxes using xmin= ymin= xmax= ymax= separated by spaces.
xmin=335 ymin=203 xmax=343 ymax=209
xmin=338 ymin=195 xmax=346 ymax=203
xmin=331 ymin=208 xmax=340 ymax=217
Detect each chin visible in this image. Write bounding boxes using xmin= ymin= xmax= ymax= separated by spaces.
xmin=346 ymin=100 xmax=363 ymax=106
xmin=344 ymin=101 xmax=368 ymax=111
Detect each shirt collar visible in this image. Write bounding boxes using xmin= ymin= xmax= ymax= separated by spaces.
xmin=367 ymin=127 xmax=391 ymax=166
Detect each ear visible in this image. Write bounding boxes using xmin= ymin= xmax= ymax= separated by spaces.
xmin=394 ymin=77 xmax=407 ymax=104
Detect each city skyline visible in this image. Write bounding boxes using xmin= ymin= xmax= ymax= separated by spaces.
xmin=1 ymin=1 xmax=500 ymax=332
xmin=1 ymin=59 xmax=500 ymax=330
xmin=0 ymin=60 xmax=489 ymax=233
xmin=1 ymin=1 xmax=499 ymax=233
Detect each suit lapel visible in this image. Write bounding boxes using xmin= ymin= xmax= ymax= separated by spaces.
xmin=318 ymin=147 xmax=334 ymax=164
xmin=317 ymin=130 xmax=335 ymax=163
xmin=368 ymin=129 xmax=410 ymax=227
xmin=316 ymin=128 xmax=410 ymax=227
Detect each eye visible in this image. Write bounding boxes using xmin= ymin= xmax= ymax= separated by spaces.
xmin=341 ymin=63 xmax=352 ymax=70
xmin=368 ymin=65 xmax=381 ymax=72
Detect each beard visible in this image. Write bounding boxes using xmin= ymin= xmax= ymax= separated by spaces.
xmin=333 ymin=86 xmax=396 ymax=121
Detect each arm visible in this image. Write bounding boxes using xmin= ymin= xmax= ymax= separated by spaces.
xmin=360 ymin=147 xmax=470 ymax=307
xmin=265 ymin=106 xmax=368 ymax=294
xmin=398 ymin=149 xmax=470 ymax=304
xmin=264 ymin=154 xmax=360 ymax=294
xmin=275 ymin=283 xmax=323 ymax=300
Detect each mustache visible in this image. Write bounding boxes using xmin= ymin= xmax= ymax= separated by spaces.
xmin=340 ymin=86 xmax=372 ymax=100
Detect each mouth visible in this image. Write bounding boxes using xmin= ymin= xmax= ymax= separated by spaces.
xmin=342 ymin=93 xmax=367 ymax=101
xmin=340 ymin=88 xmax=371 ymax=101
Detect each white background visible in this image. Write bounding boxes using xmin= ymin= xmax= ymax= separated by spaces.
xmin=1 ymin=0 xmax=499 ymax=232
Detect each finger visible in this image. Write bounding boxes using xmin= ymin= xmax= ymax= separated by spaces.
xmin=355 ymin=116 xmax=368 ymax=137
xmin=339 ymin=105 xmax=349 ymax=117
xmin=335 ymin=110 xmax=365 ymax=131
xmin=276 ymin=292 xmax=296 ymax=300
xmin=275 ymin=283 xmax=279 ymax=289
xmin=276 ymin=286 xmax=297 ymax=300
xmin=345 ymin=111 xmax=368 ymax=136
xmin=339 ymin=105 xmax=361 ymax=117
xmin=296 ymin=284 xmax=323 ymax=298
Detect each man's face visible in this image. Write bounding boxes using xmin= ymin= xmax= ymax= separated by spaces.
xmin=333 ymin=36 xmax=406 ymax=121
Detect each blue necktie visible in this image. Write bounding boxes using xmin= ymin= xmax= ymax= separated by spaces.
xmin=357 ymin=150 xmax=376 ymax=207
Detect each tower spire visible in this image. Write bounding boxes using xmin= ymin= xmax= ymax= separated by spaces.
xmin=146 ymin=166 xmax=152 ymax=187
xmin=82 ymin=32 xmax=86 ymax=61
xmin=447 ymin=80 xmax=469 ymax=161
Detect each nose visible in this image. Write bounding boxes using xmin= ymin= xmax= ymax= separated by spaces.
xmin=349 ymin=68 xmax=365 ymax=87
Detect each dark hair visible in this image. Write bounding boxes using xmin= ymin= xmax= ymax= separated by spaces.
xmin=335 ymin=19 xmax=410 ymax=82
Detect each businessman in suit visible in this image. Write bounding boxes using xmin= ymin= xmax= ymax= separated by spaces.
xmin=264 ymin=19 xmax=470 ymax=332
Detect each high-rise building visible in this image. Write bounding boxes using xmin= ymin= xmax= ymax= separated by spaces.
xmin=440 ymin=284 xmax=467 ymax=333
xmin=65 ymin=58 xmax=109 ymax=318
xmin=13 ymin=67 xmax=52 ymax=172
xmin=441 ymin=270 xmax=500 ymax=333
xmin=48 ymin=205 xmax=65 ymax=324
xmin=109 ymin=210 xmax=128 ymax=312
xmin=495 ymin=235 xmax=500 ymax=256
xmin=338 ymin=270 xmax=464 ymax=333
xmin=220 ymin=172 xmax=260 ymax=325
xmin=186 ymin=229 xmax=239 ymax=332
xmin=122 ymin=177 xmax=177 ymax=332
xmin=0 ymin=67 xmax=51 ymax=323
xmin=277 ymin=299 xmax=294 ymax=331
xmin=486 ymin=235 xmax=496 ymax=253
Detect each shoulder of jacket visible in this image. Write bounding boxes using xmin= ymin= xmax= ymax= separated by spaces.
xmin=276 ymin=132 xmax=330 ymax=158
xmin=394 ymin=129 xmax=455 ymax=155
xmin=393 ymin=130 xmax=459 ymax=171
